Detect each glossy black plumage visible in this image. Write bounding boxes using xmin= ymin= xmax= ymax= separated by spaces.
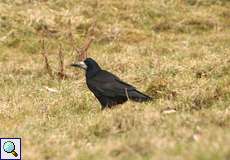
xmin=71 ymin=58 xmax=152 ymax=109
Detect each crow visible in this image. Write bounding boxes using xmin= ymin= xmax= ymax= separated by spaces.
xmin=71 ymin=58 xmax=152 ymax=109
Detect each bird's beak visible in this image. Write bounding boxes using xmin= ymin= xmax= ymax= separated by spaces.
xmin=70 ymin=61 xmax=87 ymax=70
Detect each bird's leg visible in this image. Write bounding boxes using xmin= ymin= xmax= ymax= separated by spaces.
xmin=101 ymin=104 xmax=107 ymax=110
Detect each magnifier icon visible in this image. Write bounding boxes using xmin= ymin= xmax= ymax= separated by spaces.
xmin=3 ymin=141 xmax=18 ymax=157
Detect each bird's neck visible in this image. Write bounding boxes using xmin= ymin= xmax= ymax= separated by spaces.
xmin=86 ymin=68 xmax=101 ymax=78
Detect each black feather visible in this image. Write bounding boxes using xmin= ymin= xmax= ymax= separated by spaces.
xmin=72 ymin=58 xmax=152 ymax=109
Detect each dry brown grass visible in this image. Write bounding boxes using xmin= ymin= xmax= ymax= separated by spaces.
xmin=0 ymin=0 xmax=230 ymax=160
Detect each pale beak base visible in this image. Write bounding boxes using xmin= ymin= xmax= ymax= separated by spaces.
xmin=70 ymin=61 xmax=87 ymax=70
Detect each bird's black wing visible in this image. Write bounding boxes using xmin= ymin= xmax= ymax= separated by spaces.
xmin=87 ymin=70 xmax=151 ymax=108
xmin=87 ymin=70 xmax=135 ymax=97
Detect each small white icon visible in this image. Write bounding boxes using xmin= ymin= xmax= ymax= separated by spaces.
xmin=0 ymin=138 xmax=21 ymax=160
xmin=3 ymin=141 xmax=18 ymax=157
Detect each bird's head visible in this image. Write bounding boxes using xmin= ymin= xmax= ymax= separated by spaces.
xmin=71 ymin=58 xmax=101 ymax=77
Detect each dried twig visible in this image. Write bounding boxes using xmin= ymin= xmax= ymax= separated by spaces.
xmin=57 ymin=43 xmax=76 ymax=80
xmin=57 ymin=44 xmax=66 ymax=79
xmin=76 ymin=37 xmax=95 ymax=61
xmin=40 ymin=39 xmax=75 ymax=80
xmin=86 ymin=20 xmax=96 ymax=39
xmin=75 ymin=21 xmax=96 ymax=61
xmin=40 ymin=21 xmax=96 ymax=80
xmin=40 ymin=39 xmax=54 ymax=78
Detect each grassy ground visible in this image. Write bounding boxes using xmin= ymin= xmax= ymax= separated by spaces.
xmin=0 ymin=0 xmax=230 ymax=159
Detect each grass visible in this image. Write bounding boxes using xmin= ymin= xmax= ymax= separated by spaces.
xmin=0 ymin=0 xmax=230 ymax=159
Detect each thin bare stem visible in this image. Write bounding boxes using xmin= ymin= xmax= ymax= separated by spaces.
xmin=58 ymin=44 xmax=65 ymax=79
xmin=74 ymin=21 xmax=96 ymax=61
xmin=40 ymin=39 xmax=54 ymax=78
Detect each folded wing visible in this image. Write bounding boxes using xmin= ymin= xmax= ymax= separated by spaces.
xmin=87 ymin=70 xmax=152 ymax=108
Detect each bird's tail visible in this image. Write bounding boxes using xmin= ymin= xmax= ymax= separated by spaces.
xmin=128 ymin=90 xmax=152 ymax=102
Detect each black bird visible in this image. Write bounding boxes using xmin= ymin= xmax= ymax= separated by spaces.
xmin=71 ymin=58 xmax=152 ymax=109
